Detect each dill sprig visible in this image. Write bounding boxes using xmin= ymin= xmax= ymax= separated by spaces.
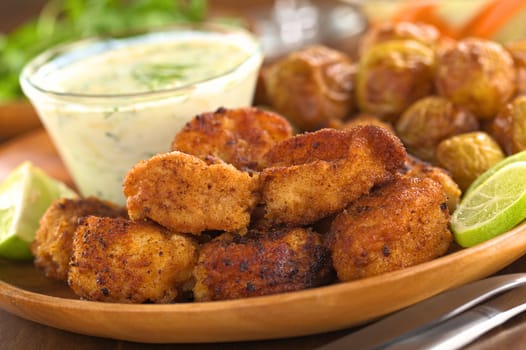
xmin=131 ymin=63 xmax=195 ymax=89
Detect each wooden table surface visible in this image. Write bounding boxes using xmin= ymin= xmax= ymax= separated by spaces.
xmin=2 ymin=128 xmax=526 ymax=349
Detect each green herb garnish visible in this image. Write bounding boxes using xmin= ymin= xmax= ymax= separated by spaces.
xmin=131 ymin=63 xmax=194 ymax=90
xmin=0 ymin=0 xmax=208 ymax=103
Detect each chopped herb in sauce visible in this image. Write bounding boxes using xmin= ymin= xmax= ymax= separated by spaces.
xmin=131 ymin=63 xmax=194 ymax=89
xmin=53 ymin=39 xmax=249 ymax=94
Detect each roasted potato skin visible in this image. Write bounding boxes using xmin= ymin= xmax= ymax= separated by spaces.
xmin=490 ymin=96 xmax=526 ymax=155
xmin=435 ymin=37 xmax=516 ymax=119
xmin=171 ymin=107 xmax=293 ymax=171
xmin=395 ymin=96 xmax=479 ymax=163
xmin=356 ymin=39 xmax=436 ymax=121
xmin=31 ymin=197 xmax=127 ymax=281
xmin=506 ymin=40 xmax=526 ymax=96
xmin=192 ymin=228 xmax=334 ymax=301
xmin=264 ymin=45 xmax=356 ymax=131
xmin=358 ymin=21 xmax=441 ymax=55
xmin=436 ymin=132 xmax=505 ymax=192
xmin=328 ymin=176 xmax=452 ymax=282
xmin=68 ymin=216 xmax=198 ymax=303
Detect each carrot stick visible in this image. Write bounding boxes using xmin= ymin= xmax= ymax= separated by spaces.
xmin=460 ymin=0 xmax=526 ymax=38
xmin=391 ymin=0 xmax=458 ymax=38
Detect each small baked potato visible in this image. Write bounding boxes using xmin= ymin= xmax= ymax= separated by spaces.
xmin=506 ymin=40 xmax=526 ymax=96
xmin=436 ymin=132 xmax=505 ymax=191
xmin=356 ymin=39 xmax=436 ymax=121
xmin=358 ymin=21 xmax=442 ymax=55
xmin=264 ymin=45 xmax=356 ymax=131
xmin=489 ymin=95 xmax=526 ymax=155
xmin=435 ymin=37 xmax=516 ymax=120
xmin=395 ymin=96 xmax=479 ymax=163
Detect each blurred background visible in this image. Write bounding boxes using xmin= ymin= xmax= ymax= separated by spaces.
xmin=2 ymin=0 xmax=526 ymax=141
xmin=4 ymin=0 xmax=526 ymax=45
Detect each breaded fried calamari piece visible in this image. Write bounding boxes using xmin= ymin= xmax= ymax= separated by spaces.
xmin=328 ymin=176 xmax=452 ymax=282
xmin=193 ymin=227 xmax=334 ymax=301
xmin=31 ymin=197 xmax=127 ymax=281
xmin=340 ymin=113 xmax=395 ymax=134
xmin=123 ymin=151 xmax=260 ymax=235
xmin=259 ymin=125 xmax=406 ymax=227
xmin=171 ymin=107 xmax=292 ymax=171
xmin=68 ymin=216 xmax=198 ymax=303
xmin=401 ymin=155 xmax=461 ymax=212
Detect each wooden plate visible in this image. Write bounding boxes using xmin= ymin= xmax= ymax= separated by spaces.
xmin=1 ymin=224 xmax=526 ymax=343
xmin=1 ymin=130 xmax=526 ymax=343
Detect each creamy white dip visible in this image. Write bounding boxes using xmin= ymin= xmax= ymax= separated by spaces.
xmin=21 ymin=25 xmax=262 ymax=204
xmin=53 ymin=39 xmax=250 ymax=94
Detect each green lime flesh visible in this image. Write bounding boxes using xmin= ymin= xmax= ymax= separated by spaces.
xmin=0 ymin=162 xmax=77 ymax=260
xmin=452 ymin=161 xmax=526 ymax=247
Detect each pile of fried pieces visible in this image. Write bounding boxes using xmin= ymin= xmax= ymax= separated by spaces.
xmin=31 ymin=105 xmax=457 ymax=304
xmin=34 ymin=18 xmax=526 ymax=303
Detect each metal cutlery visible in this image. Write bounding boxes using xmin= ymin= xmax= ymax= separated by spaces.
xmin=316 ymin=273 xmax=526 ymax=350
xmin=383 ymin=284 xmax=526 ymax=349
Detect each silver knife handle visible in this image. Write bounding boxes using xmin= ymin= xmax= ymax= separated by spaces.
xmin=383 ymin=303 xmax=526 ymax=350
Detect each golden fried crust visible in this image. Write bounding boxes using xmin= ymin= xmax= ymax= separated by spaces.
xmin=31 ymin=197 xmax=127 ymax=281
xmin=261 ymin=128 xmax=354 ymax=167
xmin=171 ymin=107 xmax=292 ymax=171
xmin=401 ymin=155 xmax=461 ymax=213
xmin=123 ymin=151 xmax=261 ymax=235
xmin=259 ymin=126 xmax=407 ymax=226
xmin=68 ymin=216 xmax=199 ymax=303
xmin=340 ymin=114 xmax=395 ymax=134
xmin=328 ymin=176 xmax=452 ymax=282
xmin=192 ymin=228 xmax=334 ymax=301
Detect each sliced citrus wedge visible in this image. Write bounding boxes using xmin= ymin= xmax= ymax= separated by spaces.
xmin=451 ymin=161 xmax=526 ymax=248
xmin=465 ymin=149 xmax=526 ymax=196
xmin=0 ymin=162 xmax=77 ymax=259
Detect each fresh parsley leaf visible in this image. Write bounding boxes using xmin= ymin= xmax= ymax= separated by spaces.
xmin=0 ymin=0 xmax=208 ymax=103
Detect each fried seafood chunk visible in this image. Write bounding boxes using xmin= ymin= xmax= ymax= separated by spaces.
xmin=264 ymin=45 xmax=356 ymax=131
xmin=123 ymin=151 xmax=260 ymax=235
xmin=68 ymin=216 xmax=198 ymax=303
xmin=171 ymin=107 xmax=293 ymax=171
xmin=401 ymin=155 xmax=461 ymax=213
xmin=328 ymin=176 xmax=452 ymax=282
xmin=259 ymin=125 xmax=406 ymax=227
xmin=31 ymin=197 xmax=127 ymax=281
xmin=193 ymin=228 xmax=334 ymax=301
xmin=340 ymin=113 xmax=395 ymax=134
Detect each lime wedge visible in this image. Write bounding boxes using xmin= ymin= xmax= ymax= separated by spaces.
xmin=465 ymin=149 xmax=526 ymax=196
xmin=451 ymin=161 xmax=526 ymax=248
xmin=0 ymin=162 xmax=77 ymax=260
